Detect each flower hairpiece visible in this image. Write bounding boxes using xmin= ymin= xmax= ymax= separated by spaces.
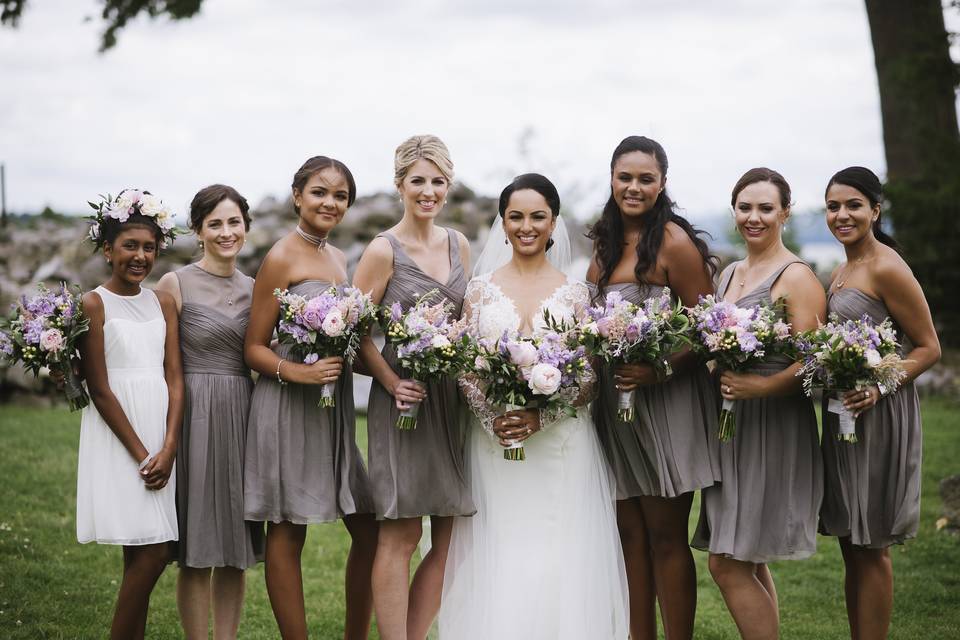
xmin=86 ymin=189 xmax=179 ymax=249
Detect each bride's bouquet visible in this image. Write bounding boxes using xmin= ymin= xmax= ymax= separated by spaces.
xmin=581 ymin=287 xmax=689 ymax=422
xmin=472 ymin=315 xmax=590 ymax=461
xmin=274 ymin=285 xmax=376 ymax=407
xmin=0 ymin=282 xmax=90 ymax=410
xmin=687 ymin=295 xmax=792 ymax=441
xmin=381 ymin=291 xmax=474 ymax=429
xmin=795 ymin=314 xmax=907 ymax=443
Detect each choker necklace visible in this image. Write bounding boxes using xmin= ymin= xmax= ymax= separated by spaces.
xmin=295 ymin=225 xmax=327 ymax=252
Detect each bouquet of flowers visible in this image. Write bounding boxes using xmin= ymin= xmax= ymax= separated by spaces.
xmin=274 ymin=285 xmax=377 ymax=407
xmin=381 ymin=291 xmax=474 ymax=429
xmin=472 ymin=315 xmax=591 ymax=460
xmin=687 ymin=295 xmax=792 ymax=441
xmin=0 ymin=283 xmax=90 ymax=410
xmin=795 ymin=314 xmax=907 ymax=442
xmin=580 ymin=287 xmax=689 ymax=422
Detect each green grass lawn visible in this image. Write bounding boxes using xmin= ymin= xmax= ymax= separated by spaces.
xmin=0 ymin=397 xmax=958 ymax=638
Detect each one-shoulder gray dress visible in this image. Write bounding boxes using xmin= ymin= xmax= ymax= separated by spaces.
xmin=819 ymin=288 xmax=922 ymax=548
xmin=366 ymin=229 xmax=474 ymax=520
xmin=175 ymin=263 xmax=263 ymax=568
xmin=243 ymin=280 xmax=373 ymax=524
xmin=692 ymin=261 xmax=823 ymax=562
xmin=592 ymin=282 xmax=721 ymax=498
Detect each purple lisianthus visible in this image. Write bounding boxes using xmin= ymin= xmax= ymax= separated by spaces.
xmin=23 ymin=317 xmax=44 ymax=344
xmin=278 ymin=320 xmax=310 ymax=343
xmin=737 ymin=331 xmax=760 ymax=353
xmin=303 ymin=353 xmax=319 ymax=365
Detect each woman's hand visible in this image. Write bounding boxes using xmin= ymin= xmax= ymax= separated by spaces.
xmin=299 ymin=356 xmax=343 ymax=386
xmin=613 ymin=363 xmax=659 ymax=391
xmin=390 ymin=378 xmax=427 ymax=410
xmin=492 ymin=409 xmax=540 ymax=448
xmin=140 ymin=447 xmax=176 ymax=491
xmin=842 ymin=386 xmax=880 ymax=418
xmin=719 ymin=370 xmax=769 ymax=401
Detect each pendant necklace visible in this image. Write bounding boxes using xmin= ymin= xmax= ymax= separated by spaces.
xmin=834 ymin=254 xmax=868 ymax=291
xmin=296 ymin=225 xmax=328 ymax=252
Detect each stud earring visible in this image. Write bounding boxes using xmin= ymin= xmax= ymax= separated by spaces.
xmin=198 ymin=240 xmax=205 ymax=249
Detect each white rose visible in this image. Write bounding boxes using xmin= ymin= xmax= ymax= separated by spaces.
xmin=865 ymin=348 xmax=882 ymax=368
xmin=139 ymin=194 xmax=164 ymax=217
xmin=430 ymin=334 xmax=451 ymax=349
xmin=321 ymin=311 xmax=345 ymax=337
xmin=528 ymin=363 xmax=562 ymax=396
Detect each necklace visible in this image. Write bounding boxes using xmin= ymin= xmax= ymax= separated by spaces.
xmin=834 ymin=254 xmax=869 ymax=290
xmin=295 ymin=225 xmax=327 ymax=252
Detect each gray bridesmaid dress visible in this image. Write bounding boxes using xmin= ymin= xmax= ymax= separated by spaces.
xmin=243 ymin=280 xmax=373 ymax=524
xmin=366 ymin=229 xmax=474 ymax=520
xmin=691 ymin=260 xmax=823 ymax=562
xmin=175 ymin=263 xmax=263 ymax=569
xmin=819 ymin=288 xmax=921 ymax=548
xmin=592 ymin=282 xmax=721 ymax=498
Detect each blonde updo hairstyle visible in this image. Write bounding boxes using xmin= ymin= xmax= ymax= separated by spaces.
xmin=393 ymin=135 xmax=455 ymax=188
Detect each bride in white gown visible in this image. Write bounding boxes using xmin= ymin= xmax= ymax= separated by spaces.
xmin=440 ymin=174 xmax=628 ymax=639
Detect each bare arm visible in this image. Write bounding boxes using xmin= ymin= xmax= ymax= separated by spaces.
xmin=140 ymin=290 xmax=184 ymax=489
xmin=155 ymin=271 xmax=182 ymax=314
xmin=874 ymin=257 xmax=941 ymax=382
xmin=721 ymin=262 xmax=826 ymax=399
xmin=78 ymin=291 xmax=150 ymax=465
xmin=243 ymin=246 xmax=343 ymax=386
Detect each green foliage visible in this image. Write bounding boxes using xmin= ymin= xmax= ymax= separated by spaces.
xmin=0 ymin=0 xmax=205 ymax=51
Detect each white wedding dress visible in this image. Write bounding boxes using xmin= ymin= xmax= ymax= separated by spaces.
xmin=439 ymin=272 xmax=628 ymax=639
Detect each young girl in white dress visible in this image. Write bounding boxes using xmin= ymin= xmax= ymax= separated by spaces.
xmin=440 ymin=174 xmax=628 ymax=639
xmin=77 ymin=190 xmax=183 ymax=640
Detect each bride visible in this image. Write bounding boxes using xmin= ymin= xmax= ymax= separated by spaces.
xmin=439 ymin=174 xmax=628 ymax=639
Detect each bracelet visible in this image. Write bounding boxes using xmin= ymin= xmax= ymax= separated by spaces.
xmin=276 ymin=358 xmax=288 ymax=386
xmin=138 ymin=454 xmax=152 ymax=471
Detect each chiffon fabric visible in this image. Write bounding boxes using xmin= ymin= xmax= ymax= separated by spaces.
xmin=691 ymin=261 xmax=823 ymax=562
xmin=592 ymin=282 xmax=721 ymax=498
xmin=174 ymin=264 xmax=262 ymax=568
xmin=365 ymin=229 xmax=474 ymax=520
xmin=76 ymin=286 xmax=178 ymax=545
xmin=243 ymin=280 xmax=373 ymax=524
xmin=819 ymin=288 xmax=922 ymax=548
xmin=440 ymin=275 xmax=628 ymax=639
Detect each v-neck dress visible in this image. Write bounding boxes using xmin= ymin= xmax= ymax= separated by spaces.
xmin=691 ymin=260 xmax=823 ymax=562
xmin=819 ymin=288 xmax=922 ymax=548
xmin=366 ymin=229 xmax=475 ymax=520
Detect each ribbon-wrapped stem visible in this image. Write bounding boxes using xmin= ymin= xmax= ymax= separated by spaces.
xmin=62 ymin=363 xmax=89 ymax=412
xmin=617 ymin=389 xmax=635 ymax=423
xmin=318 ymin=381 xmax=336 ymax=408
xmin=718 ymin=398 xmax=736 ymax=442
xmin=502 ymin=403 xmax=527 ymax=461
xmin=396 ymin=379 xmax=423 ymax=430
xmin=828 ymin=395 xmax=858 ymax=443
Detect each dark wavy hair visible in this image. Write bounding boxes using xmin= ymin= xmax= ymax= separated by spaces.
xmin=189 ymin=184 xmax=251 ymax=232
xmin=498 ymin=173 xmax=560 ymax=251
xmin=825 ymin=166 xmax=900 ymax=253
xmin=291 ymin=155 xmax=357 ymax=214
xmin=101 ymin=212 xmax=163 ymax=247
xmin=587 ymin=136 xmax=717 ymax=298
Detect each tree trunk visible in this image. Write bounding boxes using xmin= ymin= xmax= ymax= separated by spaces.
xmin=865 ymin=0 xmax=960 ymax=345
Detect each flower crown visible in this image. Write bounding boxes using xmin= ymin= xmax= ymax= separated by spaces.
xmin=86 ymin=189 xmax=179 ymax=249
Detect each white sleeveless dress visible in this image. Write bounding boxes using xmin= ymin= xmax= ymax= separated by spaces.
xmin=76 ymin=286 xmax=178 ymax=545
xmin=440 ymin=274 xmax=628 ymax=639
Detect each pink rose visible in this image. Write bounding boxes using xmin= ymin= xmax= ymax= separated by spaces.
xmin=321 ymin=311 xmax=345 ymax=337
xmin=39 ymin=328 xmax=65 ymax=353
xmin=596 ymin=316 xmax=613 ymax=338
xmin=506 ymin=341 xmax=538 ymax=368
xmin=528 ymin=363 xmax=562 ymax=395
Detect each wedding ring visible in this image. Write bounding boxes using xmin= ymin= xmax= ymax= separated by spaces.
xmin=724 ymin=385 xmax=730 ymax=393
xmin=864 ymin=391 xmax=869 ymax=400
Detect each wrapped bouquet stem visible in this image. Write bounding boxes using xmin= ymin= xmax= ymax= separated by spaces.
xmin=826 ymin=395 xmax=858 ymax=442
xmin=396 ymin=379 xmax=424 ymax=430
xmin=501 ymin=403 xmax=527 ymax=461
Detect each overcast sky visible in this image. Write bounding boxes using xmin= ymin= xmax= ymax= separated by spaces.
xmin=2 ymin=0 xmax=958 ymax=223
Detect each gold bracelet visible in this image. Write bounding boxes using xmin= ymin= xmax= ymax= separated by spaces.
xmin=276 ymin=358 xmax=287 ymax=386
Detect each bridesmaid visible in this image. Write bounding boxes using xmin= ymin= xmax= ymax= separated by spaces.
xmin=691 ymin=168 xmax=825 ymax=639
xmin=587 ymin=136 xmax=719 ymax=640
xmin=819 ymin=167 xmax=940 ymax=639
xmin=353 ymin=134 xmax=474 ymax=640
xmin=243 ymin=157 xmax=377 ymax=639
xmin=156 ymin=184 xmax=262 ymax=639
xmin=76 ymin=190 xmax=182 ymax=639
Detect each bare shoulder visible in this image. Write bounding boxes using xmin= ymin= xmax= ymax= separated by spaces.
xmin=454 ymin=229 xmax=471 ymax=254
xmin=155 ymin=271 xmax=180 ymax=295
xmin=358 ymin=235 xmax=394 ymax=266
xmin=779 ymin=259 xmax=819 ymax=288
xmin=81 ymin=290 xmax=104 ymax=316
xmin=153 ymin=288 xmax=177 ymax=312
xmin=872 ymin=245 xmax=917 ymax=292
xmin=661 ymin=221 xmax=701 ymax=259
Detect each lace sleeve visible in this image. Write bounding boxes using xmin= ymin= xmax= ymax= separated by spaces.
xmin=457 ymin=277 xmax=499 ymax=438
